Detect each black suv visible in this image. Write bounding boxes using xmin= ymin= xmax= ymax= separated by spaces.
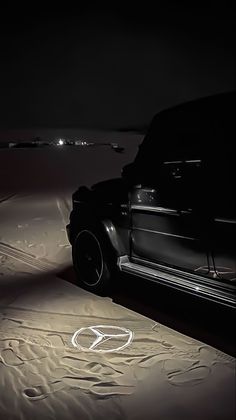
xmin=67 ymin=92 xmax=236 ymax=308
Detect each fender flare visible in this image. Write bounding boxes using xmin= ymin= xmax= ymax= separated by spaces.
xmin=100 ymin=219 xmax=126 ymax=257
xmin=69 ymin=205 xmax=126 ymax=257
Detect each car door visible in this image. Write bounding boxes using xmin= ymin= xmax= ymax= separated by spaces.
xmin=130 ymin=160 xmax=211 ymax=276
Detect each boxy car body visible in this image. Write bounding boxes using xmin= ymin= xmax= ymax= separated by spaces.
xmin=67 ymin=91 xmax=236 ymax=308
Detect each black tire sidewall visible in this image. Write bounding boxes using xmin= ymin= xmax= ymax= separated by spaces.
xmin=72 ymin=226 xmax=115 ymax=294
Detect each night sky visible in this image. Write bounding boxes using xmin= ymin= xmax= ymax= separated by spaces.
xmin=0 ymin=2 xmax=235 ymax=130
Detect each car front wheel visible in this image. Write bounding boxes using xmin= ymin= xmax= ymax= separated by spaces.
xmin=72 ymin=227 xmax=115 ymax=294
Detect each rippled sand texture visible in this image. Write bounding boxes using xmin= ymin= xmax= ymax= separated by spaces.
xmin=0 ymin=279 xmax=235 ymax=420
xmin=0 ymin=140 xmax=235 ymax=419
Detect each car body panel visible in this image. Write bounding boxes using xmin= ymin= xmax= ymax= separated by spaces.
xmin=68 ymin=91 xmax=236 ymax=308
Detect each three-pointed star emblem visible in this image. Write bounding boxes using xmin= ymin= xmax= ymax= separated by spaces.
xmin=71 ymin=325 xmax=133 ymax=353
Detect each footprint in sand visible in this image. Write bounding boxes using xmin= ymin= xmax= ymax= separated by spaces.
xmin=162 ymin=358 xmax=211 ymax=386
xmin=167 ymin=365 xmax=211 ymax=386
xmin=90 ymin=383 xmax=135 ymax=397
xmin=0 ymin=348 xmax=23 ymax=366
xmin=23 ymin=387 xmax=47 ymax=401
xmin=23 ymin=381 xmax=63 ymax=401
xmin=1 ymin=339 xmax=48 ymax=362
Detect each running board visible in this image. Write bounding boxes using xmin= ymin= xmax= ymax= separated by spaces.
xmin=118 ymin=257 xmax=235 ymax=309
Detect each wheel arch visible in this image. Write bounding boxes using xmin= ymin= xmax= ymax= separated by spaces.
xmin=70 ymin=204 xmax=126 ymax=258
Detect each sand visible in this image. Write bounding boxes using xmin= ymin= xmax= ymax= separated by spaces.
xmin=0 ymin=273 xmax=235 ymax=420
xmin=0 ymin=130 xmax=235 ymax=419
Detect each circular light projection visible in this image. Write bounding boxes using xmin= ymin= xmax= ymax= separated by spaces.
xmin=71 ymin=325 xmax=133 ymax=353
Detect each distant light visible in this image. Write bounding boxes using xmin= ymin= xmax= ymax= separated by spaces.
xmin=57 ymin=139 xmax=64 ymax=146
xmin=195 ymin=286 xmax=200 ymax=291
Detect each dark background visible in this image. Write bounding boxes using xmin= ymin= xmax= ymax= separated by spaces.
xmin=0 ymin=2 xmax=235 ymax=130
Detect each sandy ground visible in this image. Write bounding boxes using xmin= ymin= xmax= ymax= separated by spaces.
xmin=0 ymin=130 xmax=235 ymax=419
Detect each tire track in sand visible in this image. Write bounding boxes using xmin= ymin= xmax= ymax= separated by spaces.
xmin=0 ymin=242 xmax=55 ymax=272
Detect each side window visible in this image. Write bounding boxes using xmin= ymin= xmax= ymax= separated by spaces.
xmin=127 ymin=158 xmax=205 ymax=211
xmin=159 ymin=160 xmax=203 ymax=210
xmin=208 ymin=161 xmax=236 ymax=219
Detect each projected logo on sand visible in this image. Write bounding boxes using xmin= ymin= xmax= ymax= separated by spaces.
xmin=71 ymin=325 xmax=133 ymax=353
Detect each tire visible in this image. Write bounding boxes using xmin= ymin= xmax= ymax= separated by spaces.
xmin=72 ymin=226 xmax=115 ymax=295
